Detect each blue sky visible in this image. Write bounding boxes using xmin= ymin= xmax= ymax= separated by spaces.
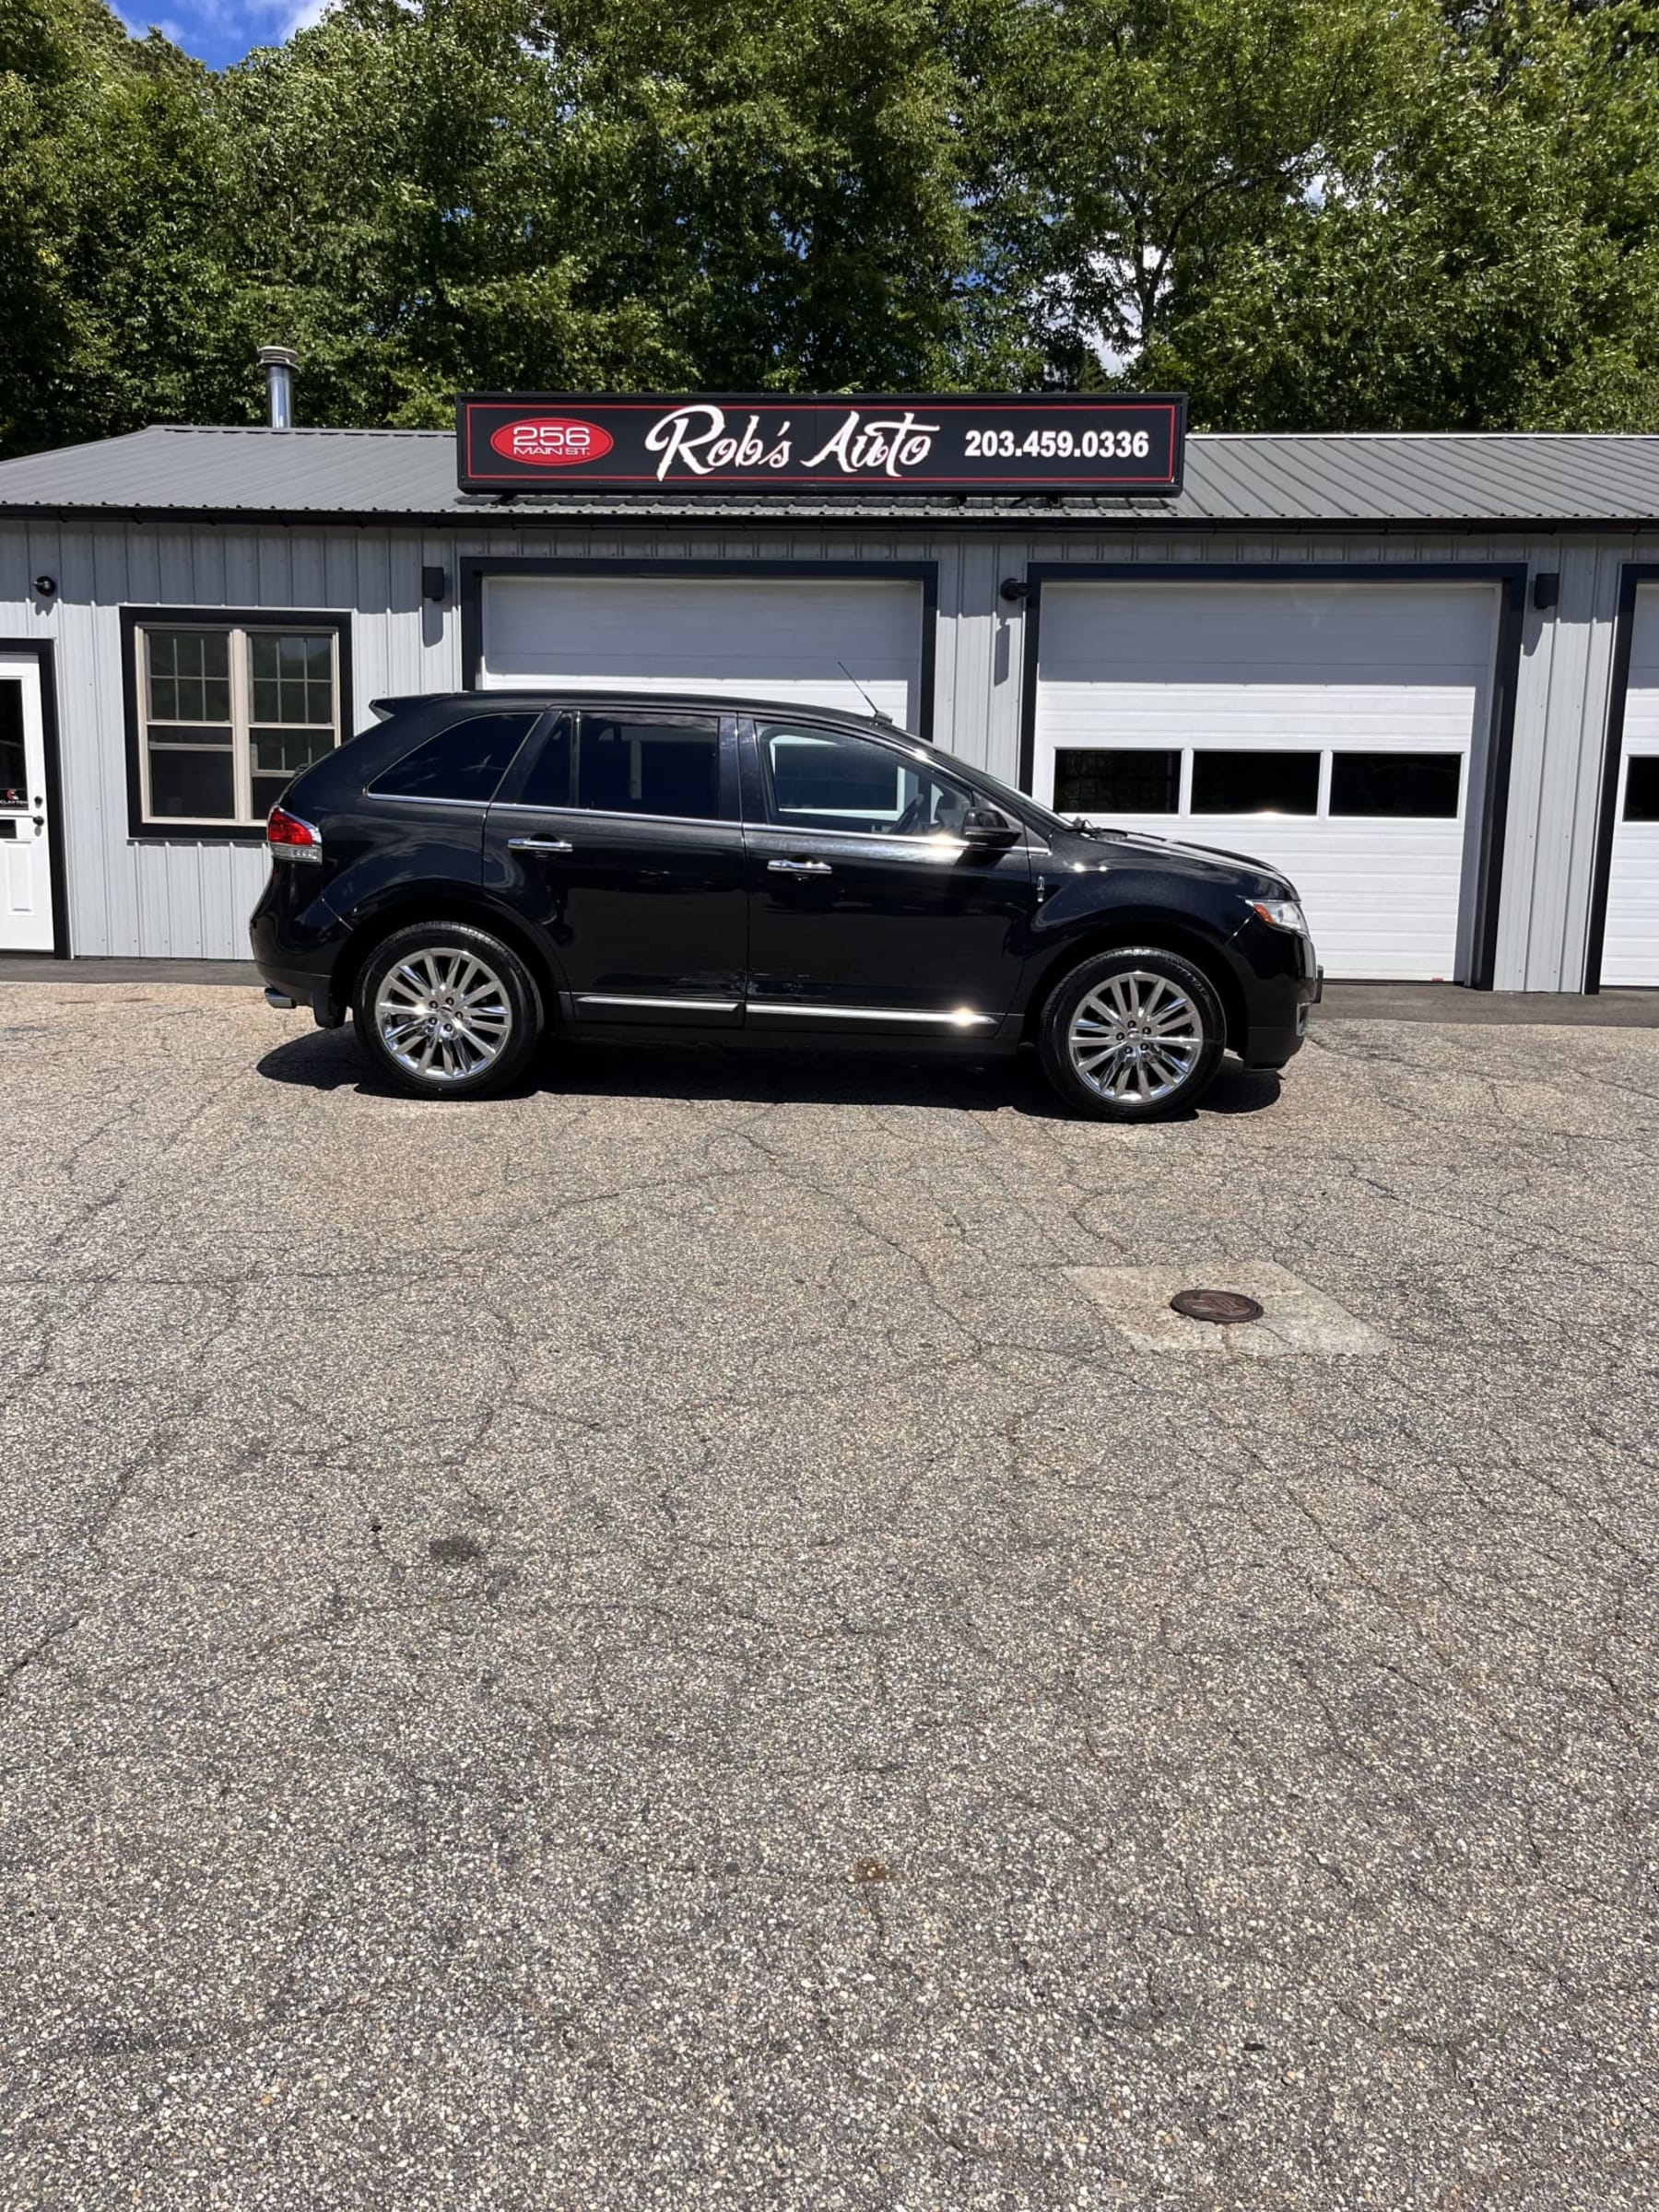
xmin=115 ymin=1 xmax=332 ymax=73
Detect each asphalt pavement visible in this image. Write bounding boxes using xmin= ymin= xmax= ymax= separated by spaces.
xmin=2 ymin=982 xmax=1655 ymax=2210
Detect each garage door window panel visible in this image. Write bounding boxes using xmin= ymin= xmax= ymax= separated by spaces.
xmin=760 ymin=723 xmax=975 ymax=839
xmin=1330 ymin=751 xmax=1462 ymax=819
xmin=135 ymin=621 xmax=344 ymax=829
xmin=1054 ymin=748 xmax=1181 ymax=816
xmin=1191 ymin=750 xmax=1320 ymax=817
xmin=1624 ymin=755 xmax=1659 ymax=822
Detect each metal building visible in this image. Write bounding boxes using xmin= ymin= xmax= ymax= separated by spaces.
xmin=0 ymin=418 xmax=1655 ymax=988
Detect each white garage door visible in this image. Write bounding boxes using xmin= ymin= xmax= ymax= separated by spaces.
xmin=1600 ymin=585 xmax=1659 ymax=986
xmin=479 ymin=573 xmax=925 ymax=728
xmin=1033 ymin=580 xmax=1500 ymax=981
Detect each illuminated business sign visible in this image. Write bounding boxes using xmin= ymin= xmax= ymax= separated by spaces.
xmin=457 ymin=393 xmax=1186 ymax=496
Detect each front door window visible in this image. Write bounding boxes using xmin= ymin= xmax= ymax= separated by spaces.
xmin=759 ymin=721 xmax=976 ymax=839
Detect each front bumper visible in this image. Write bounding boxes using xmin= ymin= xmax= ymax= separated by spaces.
xmin=1241 ymin=1019 xmax=1308 ymax=1070
xmin=1231 ymin=920 xmax=1320 ymax=1066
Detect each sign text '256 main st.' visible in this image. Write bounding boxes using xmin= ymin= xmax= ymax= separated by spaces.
xmin=457 ymin=394 xmax=1187 ymax=496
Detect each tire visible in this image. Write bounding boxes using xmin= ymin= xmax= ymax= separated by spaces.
xmin=352 ymin=922 xmax=542 ymax=1099
xmin=1037 ymin=946 xmax=1226 ymax=1121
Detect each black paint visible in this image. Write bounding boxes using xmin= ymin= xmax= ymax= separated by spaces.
xmin=250 ymin=688 xmax=1318 ymax=1075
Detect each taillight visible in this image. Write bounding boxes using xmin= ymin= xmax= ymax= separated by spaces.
xmin=266 ymin=806 xmax=322 ymax=863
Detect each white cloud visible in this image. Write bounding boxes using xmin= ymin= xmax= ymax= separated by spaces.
xmin=113 ymin=1 xmax=336 ymax=53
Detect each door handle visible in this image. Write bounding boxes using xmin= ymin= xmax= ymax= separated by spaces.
xmin=767 ymin=857 xmax=832 ymax=875
xmin=508 ymin=836 xmax=573 ymax=853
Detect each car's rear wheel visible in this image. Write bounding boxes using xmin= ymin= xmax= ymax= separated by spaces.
xmin=353 ymin=923 xmax=542 ymax=1098
xmin=1037 ymin=947 xmax=1226 ymax=1121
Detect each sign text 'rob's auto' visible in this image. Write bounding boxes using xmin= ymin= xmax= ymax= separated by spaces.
xmin=457 ymin=394 xmax=1187 ymax=497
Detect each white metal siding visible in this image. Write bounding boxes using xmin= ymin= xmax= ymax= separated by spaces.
xmin=478 ymin=573 xmax=925 ymax=726
xmin=1601 ymin=582 xmax=1659 ymax=985
xmin=0 ymin=517 xmax=1639 ymax=980
xmin=1032 ymin=580 xmax=1499 ymax=982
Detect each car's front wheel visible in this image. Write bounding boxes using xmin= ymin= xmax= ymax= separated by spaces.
xmin=353 ymin=923 xmax=542 ymax=1098
xmin=1037 ymin=947 xmax=1226 ymax=1121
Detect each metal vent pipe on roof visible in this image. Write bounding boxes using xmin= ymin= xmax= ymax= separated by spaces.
xmin=257 ymin=346 xmax=298 ymax=430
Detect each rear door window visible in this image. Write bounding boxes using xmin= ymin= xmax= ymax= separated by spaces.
xmin=575 ymin=713 xmax=724 ymax=819
xmin=371 ymin=711 xmax=540 ymax=802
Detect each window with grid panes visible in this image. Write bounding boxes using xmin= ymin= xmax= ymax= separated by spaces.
xmin=137 ymin=623 xmax=343 ymax=827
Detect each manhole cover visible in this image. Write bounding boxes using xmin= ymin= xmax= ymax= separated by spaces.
xmin=1170 ymin=1288 xmax=1264 ymax=1325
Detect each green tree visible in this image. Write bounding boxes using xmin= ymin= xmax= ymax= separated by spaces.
xmin=215 ymin=0 xmax=971 ymax=426
xmin=0 ymin=0 xmax=239 ymax=452
xmin=6 ymin=0 xmax=1659 ymax=453
xmin=947 ymin=0 xmax=1424 ymax=391
xmin=533 ymin=0 xmax=971 ymax=390
xmin=217 ymin=0 xmax=673 ymax=429
xmin=1160 ymin=0 xmax=1659 ymax=428
xmin=949 ymin=0 xmax=1659 ymax=429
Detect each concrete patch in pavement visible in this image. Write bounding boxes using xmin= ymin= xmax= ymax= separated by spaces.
xmin=1068 ymin=1259 xmax=1386 ymax=1356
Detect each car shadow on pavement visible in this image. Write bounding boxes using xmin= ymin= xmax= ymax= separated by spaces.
xmin=255 ymin=1027 xmax=1283 ymax=1120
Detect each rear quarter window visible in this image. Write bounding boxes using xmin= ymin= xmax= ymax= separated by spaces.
xmin=370 ymin=712 xmax=540 ymax=803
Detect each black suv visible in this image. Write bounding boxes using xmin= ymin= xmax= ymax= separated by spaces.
xmin=251 ymin=692 xmax=1318 ymax=1120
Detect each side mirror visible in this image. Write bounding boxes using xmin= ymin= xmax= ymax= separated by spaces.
xmin=961 ymin=806 xmax=1019 ymax=849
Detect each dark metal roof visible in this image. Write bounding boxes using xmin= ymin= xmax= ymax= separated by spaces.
xmin=3 ymin=421 xmax=1659 ymax=527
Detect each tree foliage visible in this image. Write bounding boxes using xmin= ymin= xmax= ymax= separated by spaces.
xmin=4 ymin=0 xmax=1659 ymax=449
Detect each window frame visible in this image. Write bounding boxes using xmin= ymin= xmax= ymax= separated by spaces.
xmin=122 ymin=606 xmax=353 ymax=842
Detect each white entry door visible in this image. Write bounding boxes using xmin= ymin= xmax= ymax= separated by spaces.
xmin=1032 ymin=580 xmax=1500 ymax=982
xmin=0 ymin=653 xmax=54 ymax=953
xmin=478 ymin=573 xmax=927 ymax=729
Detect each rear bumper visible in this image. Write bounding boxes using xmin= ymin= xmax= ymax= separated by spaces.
xmin=253 ymin=954 xmax=341 ymax=1026
xmin=250 ymin=887 xmax=346 ymax=1027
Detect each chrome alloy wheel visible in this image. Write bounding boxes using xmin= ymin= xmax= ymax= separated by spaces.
xmin=372 ymin=947 xmax=513 ymax=1084
xmin=1067 ymin=970 xmax=1204 ymax=1104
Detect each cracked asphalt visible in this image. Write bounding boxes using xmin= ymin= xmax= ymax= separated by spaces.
xmin=2 ymin=982 xmax=1656 ymax=2212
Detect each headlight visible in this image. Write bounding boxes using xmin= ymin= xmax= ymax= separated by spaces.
xmin=1249 ymin=897 xmax=1310 ymax=935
